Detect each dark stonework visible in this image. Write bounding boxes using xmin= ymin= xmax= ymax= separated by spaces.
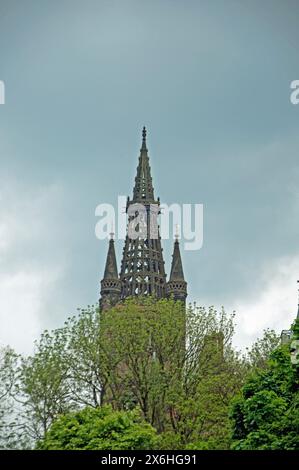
xmin=100 ymin=237 xmax=121 ymax=311
xmin=119 ymin=127 xmax=166 ymax=299
xmin=99 ymin=127 xmax=187 ymax=310
xmin=166 ymin=238 xmax=187 ymax=305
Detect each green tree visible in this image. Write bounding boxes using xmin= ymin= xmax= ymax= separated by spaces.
xmin=12 ymin=298 xmax=281 ymax=449
xmin=99 ymin=298 xmax=247 ymax=449
xmin=98 ymin=297 xmax=186 ymax=431
xmin=245 ymin=329 xmax=280 ymax=370
xmin=161 ymin=305 xmax=247 ymax=449
xmin=36 ymin=405 xmax=158 ymax=450
xmin=230 ymin=319 xmax=299 ymax=450
xmin=14 ymin=307 xmax=104 ymax=443
xmin=0 ymin=347 xmax=28 ymax=449
xmin=19 ymin=328 xmax=73 ymax=441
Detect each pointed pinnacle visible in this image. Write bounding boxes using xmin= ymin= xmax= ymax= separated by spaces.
xmin=103 ymin=236 xmax=118 ymax=280
xmin=141 ymin=126 xmax=147 ymax=151
xmin=169 ymin=237 xmax=185 ymax=281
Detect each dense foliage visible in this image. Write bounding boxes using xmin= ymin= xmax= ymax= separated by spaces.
xmin=98 ymin=298 xmax=245 ymax=449
xmin=230 ymin=320 xmax=299 ymax=450
xmin=0 ymin=298 xmax=284 ymax=450
xmin=37 ymin=406 xmax=157 ymax=450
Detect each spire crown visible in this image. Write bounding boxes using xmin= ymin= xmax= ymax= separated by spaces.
xmin=131 ymin=126 xmax=156 ymax=203
xmin=141 ymin=126 xmax=147 ymax=151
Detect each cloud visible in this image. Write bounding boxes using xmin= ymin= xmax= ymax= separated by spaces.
xmin=0 ymin=268 xmax=61 ymax=354
xmin=232 ymin=254 xmax=299 ymax=350
xmin=0 ymin=0 xmax=299 ymax=357
xmin=0 ymin=180 xmax=67 ymax=354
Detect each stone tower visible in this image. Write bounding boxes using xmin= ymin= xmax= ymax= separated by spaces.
xmin=119 ymin=127 xmax=167 ymax=299
xmin=99 ymin=127 xmax=187 ymax=310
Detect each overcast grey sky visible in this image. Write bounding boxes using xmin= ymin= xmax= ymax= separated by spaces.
xmin=0 ymin=0 xmax=299 ymax=354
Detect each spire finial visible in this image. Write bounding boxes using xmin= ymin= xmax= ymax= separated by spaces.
xmin=141 ymin=126 xmax=147 ymax=151
xmin=110 ymin=221 xmax=115 ymax=240
xmin=110 ymin=231 xmax=115 ymax=240
xmin=175 ymin=224 xmax=180 ymax=241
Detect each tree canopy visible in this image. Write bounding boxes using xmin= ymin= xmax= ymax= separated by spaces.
xmin=230 ymin=319 xmax=299 ymax=450
xmin=37 ymin=405 xmax=157 ymax=450
xmin=0 ymin=297 xmax=285 ymax=450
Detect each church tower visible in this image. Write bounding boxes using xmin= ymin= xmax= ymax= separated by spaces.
xmin=119 ymin=127 xmax=166 ymax=299
xmin=99 ymin=127 xmax=187 ymax=309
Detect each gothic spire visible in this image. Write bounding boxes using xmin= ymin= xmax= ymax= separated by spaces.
xmin=167 ymin=233 xmax=187 ymax=304
xmin=120 ymin=127 xmax=166 ymax=299
xmin=100 ymin=233 xmax=121 ymax=311
xmin=132 ymin=126 xmax=156 ymax=203
xmin=169 ymin=236 xmax=185 ymax=282
xmin=103 ymin=233 xmax=118 ymax=280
